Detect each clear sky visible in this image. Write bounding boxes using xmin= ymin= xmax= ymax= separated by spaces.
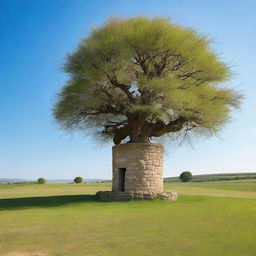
xmin=0 ymin=0 xmax=255 ymax=180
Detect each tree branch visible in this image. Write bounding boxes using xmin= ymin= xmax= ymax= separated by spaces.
xmin=108 ymin=76 xmax=136 ymax=103
xmin=150 ymin=117 xmax=187 ymax=137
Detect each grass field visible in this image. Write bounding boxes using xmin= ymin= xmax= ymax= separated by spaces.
xmin=0 ymin=181 xmax=256 ymax=256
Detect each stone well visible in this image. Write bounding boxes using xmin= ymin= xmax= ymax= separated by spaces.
xmin=96 ymin=143 xmax=178 ymax=201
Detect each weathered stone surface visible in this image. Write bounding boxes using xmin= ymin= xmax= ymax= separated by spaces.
xmin=159 ymin=192 xmax=178 ymax=201
xmin=96 ymin=143 xmax=178 ymax=202
xmin=96 ymin=191 xmax=178 ymax=202
xmin=112 ymin=143 xmax=164 ymax=193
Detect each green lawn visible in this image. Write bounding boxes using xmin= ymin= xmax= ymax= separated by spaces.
xmin=0 ymin=181 xmax=256 ymax=256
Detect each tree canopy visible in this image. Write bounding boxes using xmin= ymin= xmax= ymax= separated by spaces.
xmin=74 ymin=176 xmax=83 ymax=183
xmin=180 ymin=171 xmax=192 ymax=182
xmin=54 ymin=17 xmax=242 ymax=145
xmin=37 ymin=178 xmax=46 ymax=184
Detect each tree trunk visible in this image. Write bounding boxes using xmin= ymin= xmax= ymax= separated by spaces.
xmin=128 ymin=119 xmax=151 ymax=143
xmin=129 ymin=134 xmax=150 ymax=143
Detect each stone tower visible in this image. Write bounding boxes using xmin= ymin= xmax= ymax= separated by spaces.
xmin=112 ymin=143 xmax=163 ymax=193
xmin=96 ymin=143 xmax=178 ymax=201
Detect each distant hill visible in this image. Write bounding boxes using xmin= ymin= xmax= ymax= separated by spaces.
xmin=0 ymin=178 xmax=32 ymax=184
xmin=0 ymin=178 xmax=110 ymax=184
xmin=2 ymin=172 xmax=256 ymax=184
xmin=46 ymin=179 xmax=110 ymax=184
xmin=164 ymin=172 xmax=256 ymax=182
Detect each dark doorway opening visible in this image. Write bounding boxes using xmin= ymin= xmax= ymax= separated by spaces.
xmin=118 ymin=168 xmax=126 ymax=192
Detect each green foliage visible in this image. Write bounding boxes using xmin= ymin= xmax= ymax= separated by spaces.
xmin=54 ymin=16 xmax=242 ymax=145
xmin=74 ymin=176 xmax=83 ymax=183
xmin=37 ymin=178 xmax=46 ymax=184
xmin=180 ymin=171 xmax=192 ymax=182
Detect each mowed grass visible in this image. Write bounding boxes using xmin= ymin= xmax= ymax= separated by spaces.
xmin=164 ymin=179 xmax=256 ymax=198
xmin=0 ymin=181 xmax=256 ymax=256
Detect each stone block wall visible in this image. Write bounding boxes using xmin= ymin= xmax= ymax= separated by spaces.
xmin=96 ymin=191 xmax=178 ymax=202
xmin=112 ymin=143 xmax=164 ymax=193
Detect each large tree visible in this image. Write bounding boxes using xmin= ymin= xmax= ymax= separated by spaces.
xmin=54 ymin=17 xmax=242 ymax=145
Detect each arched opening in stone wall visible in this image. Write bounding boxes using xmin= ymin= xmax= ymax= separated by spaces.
xmin=118 ymin=168 xmax=126 ymax=192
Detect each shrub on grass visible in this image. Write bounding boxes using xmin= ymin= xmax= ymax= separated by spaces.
xmin=74 ymin=176 xmax=83 ymax=184
xmin=37 ymin=178 xmax=46 ymax=184
xmin=180 ymin=172 xmax=192 ymax=182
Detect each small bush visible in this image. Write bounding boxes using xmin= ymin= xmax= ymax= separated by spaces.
xmin=180 ymin=171 xmax=192 ymax=182
xmin=74 ymin=176 xmax=83 ymax=184
xmin=37 ymin=178 xmax=46 ymax=184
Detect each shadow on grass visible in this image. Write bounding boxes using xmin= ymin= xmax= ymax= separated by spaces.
xmin=0 ymin=194 xmax=99 ymax=211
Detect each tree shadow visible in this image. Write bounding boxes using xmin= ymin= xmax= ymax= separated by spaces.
xmin=0 ymin=194 xmax=99 ymax=211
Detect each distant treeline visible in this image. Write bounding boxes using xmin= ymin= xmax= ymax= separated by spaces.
xmin=164 ymin=172 xmax=256 ymax=182
xmin=0 ymin=182 xmax=35 ymax=185
xmin=0 ymin=179 xmax=111 ymax=184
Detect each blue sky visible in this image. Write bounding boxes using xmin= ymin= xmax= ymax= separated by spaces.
xmin=0 ymin=0 xmax=255 ymax=180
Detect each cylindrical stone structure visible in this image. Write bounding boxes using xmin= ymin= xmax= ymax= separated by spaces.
xmin=112 ymin=143 xmax=164 ymax=193
xmin=96 ymin=142 xmax=178 ymax=201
